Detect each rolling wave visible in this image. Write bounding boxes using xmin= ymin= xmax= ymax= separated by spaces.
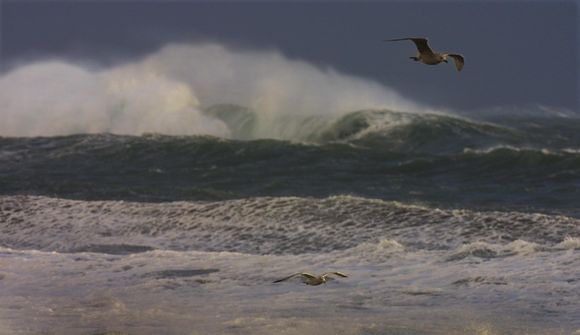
xmin=316 ymin=109 xmax=523 ymax=152
xmin=204 ymin=105 xmax=580 ymax=154
xmin=1 ymin=117 xmax=580 ymax=214
xmin=205 ymin=105 xmax=526 ymax=152
xmin=1 ymin=195 xmax=577 ymax=256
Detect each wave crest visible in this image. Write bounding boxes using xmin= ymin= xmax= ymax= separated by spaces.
xmin=203 ymin=105 xmax=526 ymax=152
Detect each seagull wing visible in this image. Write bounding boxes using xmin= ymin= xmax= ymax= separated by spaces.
xmin=446 ymin=54 xmax=465 ymax=71
xmin=273 ymin=272 xmax=317 ymax=283
xmin=385 ymin=37 xmax=434 ymax=55
xmin=323 ymin=271 xmax=349 ymax=278
xmin=273 ymin=273 xmax=302 ymax=283
xmin=299 ymin=273 xmax=318 ymax=280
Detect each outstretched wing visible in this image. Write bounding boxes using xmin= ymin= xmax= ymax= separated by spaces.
xmin=273 ymin=273 xmax=302 ymax=283
xmin=299 ymin=273 xmax=318 ymax=280
xmin=446 ymin=54 xmax=464 ymax=71
xmin=323 ymin=271 xmax=349 ymax=278
xmin=385 ymin=37 xmax=434 ymax=55
xmin=273 ymin=272 xmax=316 ymax=283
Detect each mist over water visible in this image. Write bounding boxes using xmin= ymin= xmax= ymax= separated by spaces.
xmin=0 ymin=43 xmax=419 ymax=138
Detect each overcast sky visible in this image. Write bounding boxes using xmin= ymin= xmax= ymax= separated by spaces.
xmin=1 ymin=1 xmax=578 ymax=113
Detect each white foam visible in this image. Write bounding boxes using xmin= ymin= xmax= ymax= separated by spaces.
xmin=506 ymin=240 xmax=542 ymax=255
xmin=1 ymin=195 xmax=578 ymax=256
xmin=332 ymin=238 xmax=406 ymax=264
xmin=555 ymin=236 xmax=580 ymax=250
xmin=463 ymin=145 xmax=565 ymax=156
xmin=0 ymin=197 xmax=580 ymax=335
xmin=0 ymin=61 xmax=229 ymax=137
xmin=562 ymin=148 xmax=580 ymax=155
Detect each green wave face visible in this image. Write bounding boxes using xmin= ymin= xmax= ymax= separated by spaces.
xmin=203 ymin=105 xmax=546 ymax=154
xmin=1 ymin=118 xmax=580 ymax=216
xmin=2 ymin=105 xmax=579 ymax=214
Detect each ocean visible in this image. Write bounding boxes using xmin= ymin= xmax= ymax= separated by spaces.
xmin=1 ymin=105 xmax=579 ymax=334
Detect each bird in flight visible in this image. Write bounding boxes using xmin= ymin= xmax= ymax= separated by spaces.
xmin=385 ymin=37 xmax=464 ymax=71
xmin=273 ymin=272 xmax=348 ymax=286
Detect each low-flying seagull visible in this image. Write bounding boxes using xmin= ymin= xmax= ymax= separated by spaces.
xmin=385 ymin=37 xmax=464 ymax=71
xmin=273 ymin=272 xmax=348 ymax=286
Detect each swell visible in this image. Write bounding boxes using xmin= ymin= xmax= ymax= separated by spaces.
xmin=1 ymin=195 xmax=577 ymax=256
xmin=1 ymin=131 xmax=579 ymax=214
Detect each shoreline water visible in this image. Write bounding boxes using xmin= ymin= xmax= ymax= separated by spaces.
xmin=1 ymin=195 xmax=578 ymax=334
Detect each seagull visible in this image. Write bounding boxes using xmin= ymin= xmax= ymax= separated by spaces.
xmin=385 ymin=37 xmax=464 ymax=71
xmin=273 ymin=272 xmax=348 ymax=286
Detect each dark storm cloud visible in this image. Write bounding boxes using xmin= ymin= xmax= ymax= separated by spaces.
xmin=1 ymin=1 xmax=578 ymax=112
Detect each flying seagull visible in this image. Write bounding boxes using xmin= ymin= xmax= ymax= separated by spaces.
xmin=385 ymin=37 xmax=464 ymax=71
xmin=273 ymin=272 xmax=348 ymax=286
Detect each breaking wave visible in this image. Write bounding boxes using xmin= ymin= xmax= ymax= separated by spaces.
xmin=0 ymin=43 xmax=418 ymax=138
